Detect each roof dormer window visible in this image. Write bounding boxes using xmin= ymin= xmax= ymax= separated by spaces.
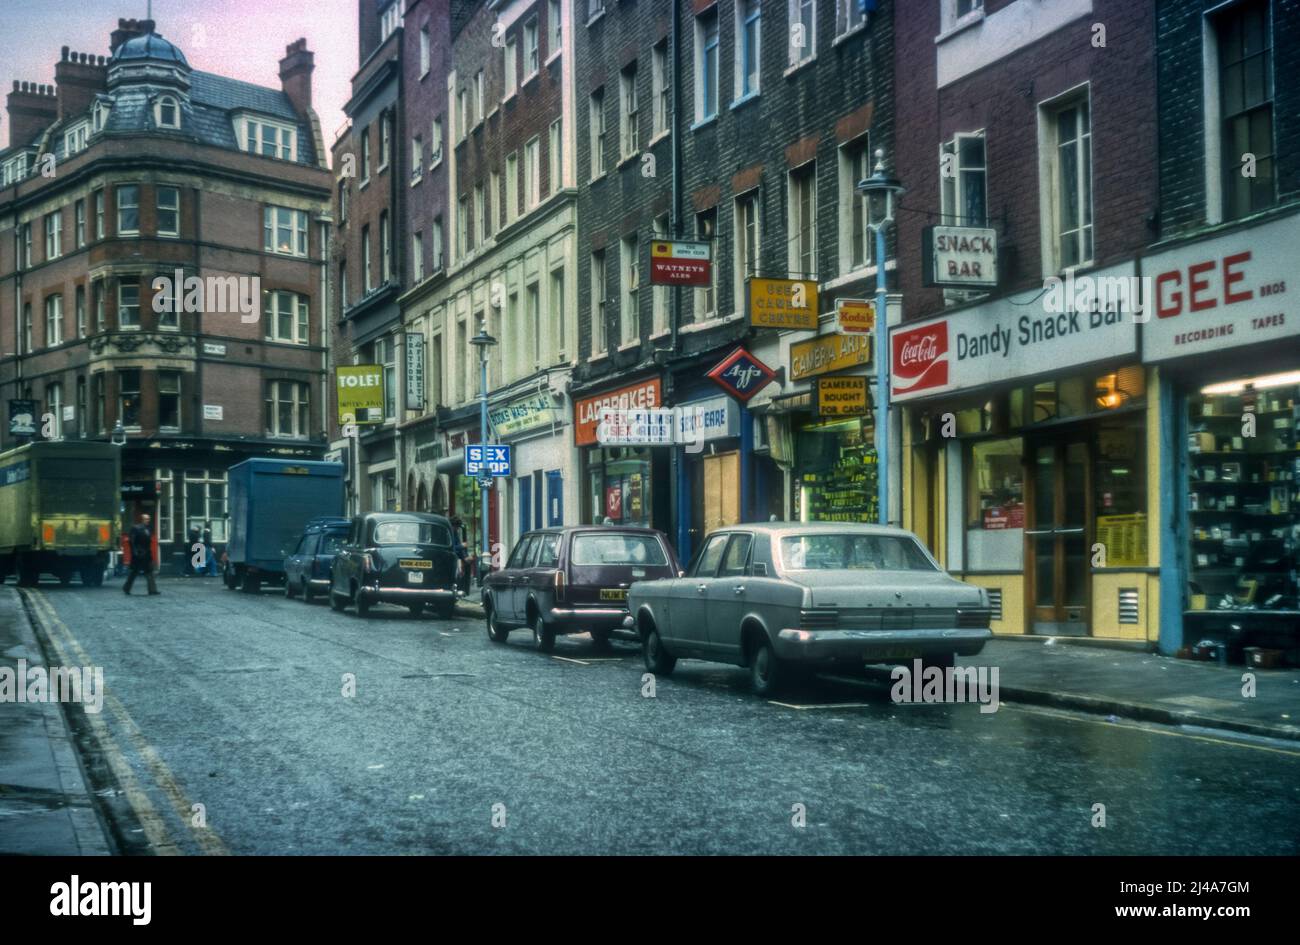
xmin=92 ymin=101 xmax=110 ymax=132
xmin=64 ymin=121 xmax=90 ymax=157
xmin=239 ymin=116 xmax=298 ymax=162
xmin=155 ymin=95 xmax=180 ymax=129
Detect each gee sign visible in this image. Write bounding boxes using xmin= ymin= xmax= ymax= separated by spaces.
xmin=336 ymin=365 xmax=384 ymax=424
xmin=465 ymin=444 xmax=511 ymax=477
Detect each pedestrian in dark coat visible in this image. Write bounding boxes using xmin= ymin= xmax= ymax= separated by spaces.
xmin=124 ymin=514 xmax=159 ymax=595
xmin=203 ymin=521 xmax=217 ymax=576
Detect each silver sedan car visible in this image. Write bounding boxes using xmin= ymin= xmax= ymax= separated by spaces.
xmin=626 ymin=523 xmax=992 ymax=696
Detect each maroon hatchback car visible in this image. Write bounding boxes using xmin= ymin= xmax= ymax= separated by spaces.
xmin=482 ymin=526 xmax=681 ymax=651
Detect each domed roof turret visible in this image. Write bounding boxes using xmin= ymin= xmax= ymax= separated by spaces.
xmin=111 ymin=31 xmax=189 ymax=68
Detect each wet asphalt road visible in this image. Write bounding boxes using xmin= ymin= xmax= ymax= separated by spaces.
xmin=20 ymin=576 xmax=1300 ymax=855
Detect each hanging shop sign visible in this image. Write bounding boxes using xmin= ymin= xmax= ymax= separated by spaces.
xmin=489 ymin=391 xmax=555 ymax=439
xmin=405 ymin=333 xmax=426 ymax=412
xmin=677 ymin=395 xmax=740 ymax=444
xmin=790 ymin=332 xmax=872 ymax=382
xmin=746 ymin=278 xmax=819 ymax=331
xmin=889 ymin=261 xmax=1140 ymax=402
xmin=336 ymin=365 xmax=385 ymax=424
xmin=8 ymin=400 xmax=37 ymax=437
xmin=836 ymin=298 xmax=875 ymax=334
xmin=649 ymin=240 xmax=712 ymax=287
xmin=574 ymin=377 xmax=662 ymax=446
xmin=465 ymin=444 xmax=512 ymax=477
xmin=922 ymin=225 xmax=999 ymax=288
xmin=814 ymin=376 xmax=870 ymax=418
xmin=707 ymin=347 xmax=777 ymax=403
xmin=1142 ymin=212 xmax=1300 ymax=363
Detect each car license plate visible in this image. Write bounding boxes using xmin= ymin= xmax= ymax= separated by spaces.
xmin=600 ymin=588 xmax=627 ymax=601
xmin=856 ymin=645 xmax=922 ymax=661
xmin=400 ymin=559 xmax=432 ymax=569
xmin=407 ymin=571 xmax=425 ymax=584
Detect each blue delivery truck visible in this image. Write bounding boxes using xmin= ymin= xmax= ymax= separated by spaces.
xmin=223 ymin=459 xmax=345 ymax=593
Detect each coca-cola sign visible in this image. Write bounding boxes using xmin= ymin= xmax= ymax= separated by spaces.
xmin=892 ymin=323 xmax=950 ymax=399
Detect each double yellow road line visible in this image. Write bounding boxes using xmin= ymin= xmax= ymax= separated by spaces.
xmin=23 ymin=589 xmax=229 ymax=856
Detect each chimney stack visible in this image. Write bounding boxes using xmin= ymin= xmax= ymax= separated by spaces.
xmin=279 ymin=38 xmax=314 ymax=116
xmin=6 ymin=81 xmax=58 ymax=149
xmin=56 ymin=46 xmax=109 ymax=121
xmin=110 ymin=18 xmax=155 ymax=53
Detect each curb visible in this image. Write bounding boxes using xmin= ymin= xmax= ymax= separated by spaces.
xmin=860 ymin=665 xmax=1300 ymax=743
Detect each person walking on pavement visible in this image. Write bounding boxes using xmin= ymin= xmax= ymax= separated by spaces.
xmin=203 ymin=521 xmax=218 ymax=577
xmin=124 ymin=514 xmax=160 ymax=596
xmin=186 ymin=524 xmax=201 ymax=576
xmin=451 ymin=516 xmax=470 ymax=596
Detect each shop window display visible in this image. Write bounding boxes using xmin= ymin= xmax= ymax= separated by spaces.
xmin=1094 ymin=420 xmax=1147 ymax=566
xmin=795 ymin=417 xmax=877 ymax=523
xmin=966 ymin=437 xmax=1024 ymax=570
xmin=1187 ymin=376 xmax=1300 ymax=615
xmin=587 ymin=447 xmax=652 ymax=526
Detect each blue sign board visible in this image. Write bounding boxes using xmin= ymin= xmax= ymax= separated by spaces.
xmin=465 ymin=444 xmax=512 ymax=477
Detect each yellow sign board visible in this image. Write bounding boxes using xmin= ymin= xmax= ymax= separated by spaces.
xmin=790 ymin=332 xmax=871 ymax=381
xmin=814 ymin=376 xmax=869 ymax=417
xmin=1095 ymin=513 xmax=1148 ymax=567
xmin=336 ymin=364 xmax=385 ymax=424
xmin=836 ymin=298 xmax=875 ymax=334
xmin=747 ymin=278 xmax=819 ymax=331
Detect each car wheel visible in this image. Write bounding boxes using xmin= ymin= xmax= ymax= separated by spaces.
xmin=355 ymin=588 xmax=370 ymax=618
xmin=590 ymin=628 xmax=612 ymax=649
xmin=531 ymin=610 xmax=555 ymax=653
xmin=285 ymin=577 xmax=297 ymax=599
xmin=329 ymin=589 xmax=345 ymax=611
xmin=301 ymin=580 xmax=314 ymax=602
xmin=750 ymin=637 xmax=789 ymax=698
xmin=486 ymin=603 xmax=510 ymax=643
xmin=241 ymin=572 xmax=260 ymax=594
xmin=642 ymin=624 xmax=676 ymax=675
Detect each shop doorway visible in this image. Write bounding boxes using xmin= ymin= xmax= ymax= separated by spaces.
xmin=702 ymin=452 xmax=740 ymax=534
xmin=1025 ymin=437 xmax=1091 ymax=635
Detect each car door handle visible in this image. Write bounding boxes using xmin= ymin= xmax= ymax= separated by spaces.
xmin=697 ymin=584 xmax=707 ymax=593
xmin=733 ymin=586 xmax=745 ymax=595
xmin=1056 ymin=527 xmax=1085 ymax=535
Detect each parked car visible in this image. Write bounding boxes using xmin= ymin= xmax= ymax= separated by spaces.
xmin=482 ymin=526 xmax=681 ymax=652
xmin=283 ymin=517 xmax=350 ymax=602
xmin=625 ymin=523 xmax=993 ymax=696
xmin=329 ymin=512 xmax=460 ymax=618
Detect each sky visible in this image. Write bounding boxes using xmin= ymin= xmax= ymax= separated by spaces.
xmin=0 ymin=0 xmax=359 ymax=158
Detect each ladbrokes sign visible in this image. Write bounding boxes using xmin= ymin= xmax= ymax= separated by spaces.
xmin=574 ymin=377 xmax=662 ymax=446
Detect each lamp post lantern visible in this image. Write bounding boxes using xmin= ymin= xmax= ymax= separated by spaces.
xmin=857 ymin=148 xmax=905 ymax=527
xmin=468 ymin=319 xmax=497 ymax=584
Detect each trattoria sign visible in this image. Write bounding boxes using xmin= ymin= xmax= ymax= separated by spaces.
xmin=922 ymin=225 xmax=998 ymax=288
xmin=890 ymin=261 xmax=1139 ymax=402
xmin=1142 ymin=212 xmax=1299 ymax=363
xmin=574 ymin=377 xmax=662 ymax=446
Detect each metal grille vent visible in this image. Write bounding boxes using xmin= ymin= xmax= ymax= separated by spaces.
xmin=987 ymin=588 xmax=1003 ymax=622
xmin=1118 ymin=587 xmax=1140 ymax=624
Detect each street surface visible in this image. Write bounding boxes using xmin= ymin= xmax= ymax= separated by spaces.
xmin=17 ymin=578 xmax=1300 ymax=855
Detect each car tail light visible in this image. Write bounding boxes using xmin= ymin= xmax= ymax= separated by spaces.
xmin=98 ymin=525 xmax=111 ymax=544
xmin=554 ymin=570 xmax=566 ymax=603
xmin=799 ymin=608 xmax=837 ymax=629
xmin=957 ymin=608 xmax=991 ymax=629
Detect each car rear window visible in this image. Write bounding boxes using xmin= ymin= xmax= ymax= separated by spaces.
xmin=779 ymin=534 xmax=937 ymax=572
xmin=571 ymin=533 xmax=668 ymax=566
xmin=374 ymin=520 xmax=451 ymax=546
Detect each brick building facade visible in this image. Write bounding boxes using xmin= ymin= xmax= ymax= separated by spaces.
xmin=0 ymin=18 xmax=331 ymax=574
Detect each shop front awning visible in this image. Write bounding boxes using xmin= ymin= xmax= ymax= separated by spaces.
xmin=760 ymin=391 xmax=812 ymax=414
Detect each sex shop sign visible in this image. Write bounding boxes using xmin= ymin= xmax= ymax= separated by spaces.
xmin=706 ymin=347 xmax=777 ymax=403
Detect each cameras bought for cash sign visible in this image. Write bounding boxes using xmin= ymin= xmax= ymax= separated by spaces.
xmin=336 ymin=365 xmax=385 ymax=424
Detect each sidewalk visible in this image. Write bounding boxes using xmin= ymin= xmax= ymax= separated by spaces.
xmin=0 ymin=587 xmax=112 ymax=855
xmin=868 ymin=638 xmax=1300 ymax=741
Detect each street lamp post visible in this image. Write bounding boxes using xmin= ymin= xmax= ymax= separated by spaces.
xmin=468 ymin=319 xmax=497 ymax=584
xmin=858 ymin=149 xmax=905 ymax=527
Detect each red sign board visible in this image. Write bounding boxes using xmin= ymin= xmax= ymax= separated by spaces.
xmin=650 ymin=240 xmax=712 ymax=287
xmin=706 ymin=347 xmax=777 ymax=403
xmin=605 ymin=484 xmax=623 ymax=520
xmin=891 ymin=321 xmax=950 ymax=398
xmin=574 ymin=377 xmax=663 ymax=446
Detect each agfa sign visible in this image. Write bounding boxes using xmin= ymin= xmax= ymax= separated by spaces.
xmin=706 ymin=347 xmax=777 ymax=403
